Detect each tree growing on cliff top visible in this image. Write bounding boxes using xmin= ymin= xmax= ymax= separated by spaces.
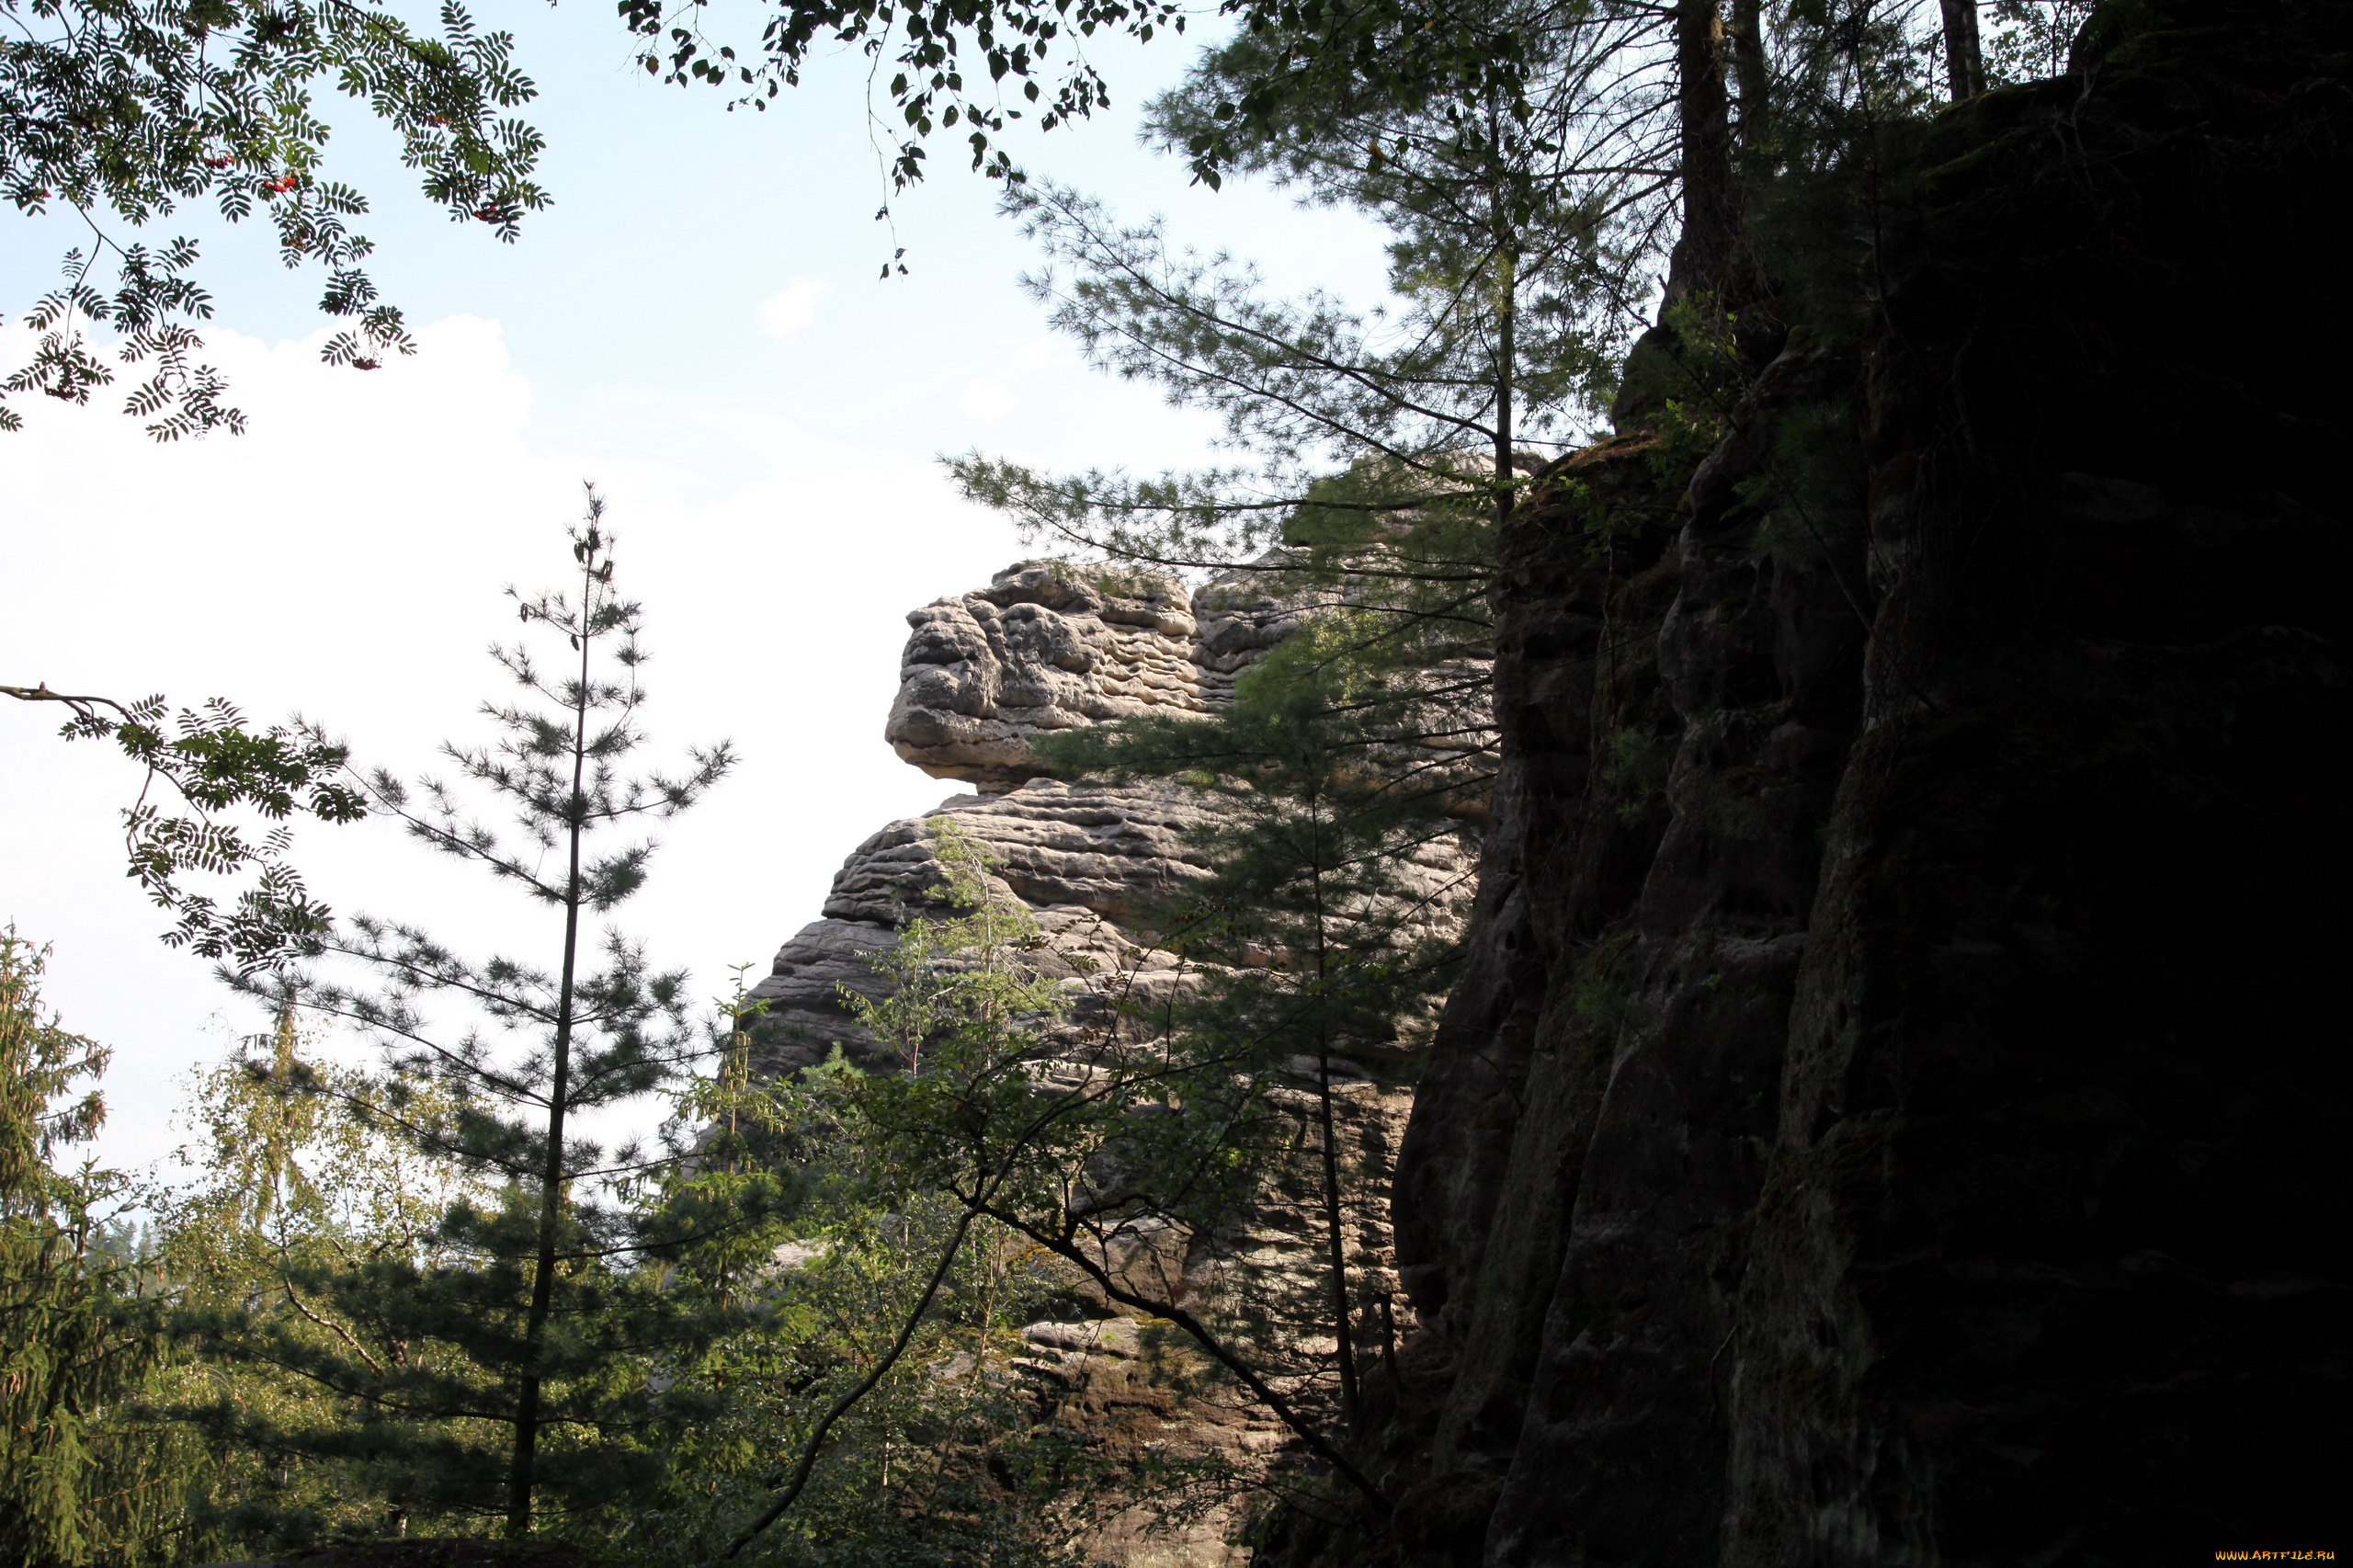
xmin=216 ymin=491 xmax=735 ymax=1541
xmin=938 ymin=0 xmax=1662 ymax=841
xmin=946 ymin=0 xmax=1656 ymax=580
xmin=949 ymin=0 xmax=2005 ymax=585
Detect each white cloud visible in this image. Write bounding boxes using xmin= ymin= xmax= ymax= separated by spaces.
xmin=0 ymin=312 xmax=1026 ymax=1172
xmin=961 ymin=378 xmax=1016 ymax=421
xmin=1007 ymin=336 xmax=1075 ymax=372
xmin=757 ymin=278 xmax=829 ymax=337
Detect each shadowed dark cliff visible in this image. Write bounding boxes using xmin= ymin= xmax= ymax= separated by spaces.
xmin=1371 ymin=0 xmax=2353 ymax=1560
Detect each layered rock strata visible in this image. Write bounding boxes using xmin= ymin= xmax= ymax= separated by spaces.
xmin=747 ymin=778 xmax=1219 ymax=1076
xmin=755 ymin=560 xmax=1474 ymax=1073
xmin=884 ymin=562 xmax=1315 ymax=792
xmin=755 ymin=560 xmax=1313 ymax=1074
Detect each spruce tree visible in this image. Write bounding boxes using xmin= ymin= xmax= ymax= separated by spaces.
xmin=0 ymin=933 xmax=196 ymax=1568
xmin=220 ymin=487 xmax=734 ymax=1541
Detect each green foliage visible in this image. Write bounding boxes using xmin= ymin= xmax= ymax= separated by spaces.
xmin=1762 ymin=0 xmax=1948 ymax=160
xmin=145 ymin=995 xmax=1096 ymax=1562
xmin=1147 ymin=0 xmax=1651 ymax=407
xmin=619 ymin=0 xmax=1542 ymax=206
xmin=1055 ymin=598 xmax=1478 ymax=1392
xmin=1645 ymin=291 xmax=1746 ymax=472
xmin=141 ymin=1010 xmax=484 ymax=1546
xmin=1599 ymin=724 xmax=1672 ymax=823
xmin=818 ymin=819 xmax=1107 ymax=1293
xmin=0 ymin=933 xmax=199 ymax=1568
xmin=830 ymin=777 xmax=1433 ymax=1517
xmin=843 ymin=823 xmax=1066 ymax=1079
xmin=948 ymin=140 xmax=1616 ymax=574
xmin=610 ymin=962 xmax=1120 ymax=1566
xmin=2 ymin=0 xmax=548 ymax=435
xmin=3 ymin=868 xmax=1107 ymax=1568
xmin=2 ymin=686 xmax=369 ymax=973
xmin=210 ymin=488 xmax=735 ymax=1542
xmin=935 ymin=0 xmax=1674 ymax=819
xmin=1985 ymin=0 xmax=2100 ymax=82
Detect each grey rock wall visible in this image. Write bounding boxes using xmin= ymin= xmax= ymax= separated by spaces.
xmin=1372 ymin=4 xmax=2353 ymax=1562
xmin=747 ymin=776 xmax=1218 ymax=1076
xmin=754 ymin=557 xmax=1472 ymax=1075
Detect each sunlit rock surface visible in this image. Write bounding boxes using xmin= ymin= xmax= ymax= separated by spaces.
xmin=754 ymin=558 xmax=1427 ymax=1079
xmin=884 ymin=562 xmax=1209 ymax=791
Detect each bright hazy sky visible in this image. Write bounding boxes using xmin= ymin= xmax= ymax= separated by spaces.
xmin=0 ymin=5 xmax=1397 ymax=1168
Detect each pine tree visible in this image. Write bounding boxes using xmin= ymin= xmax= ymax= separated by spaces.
xmin=938 ymin=0 xmax=1653 ymax=890
xmin=1029 ymin=608 xmax=1479 ymax=1436
xmin=217 ymin=487 xmax=735 ymax=1542
xmin=949 ymin=74 xmax=1633 ymax=576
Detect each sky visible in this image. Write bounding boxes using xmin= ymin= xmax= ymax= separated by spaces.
xmin=0 ymin=2 xmax=1399 ymax=1171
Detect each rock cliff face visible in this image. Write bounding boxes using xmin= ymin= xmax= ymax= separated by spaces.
xmin=747 ymin=777 xmax=1219 ymax=1076
xmin=753 ymin=10 xmax=2347 ymax=1550
xmin=1379 ymin=1 xmax=2352 ymax=1561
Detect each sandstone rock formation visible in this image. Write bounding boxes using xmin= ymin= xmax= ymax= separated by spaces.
xmin=747 ymin=558 xmax=1478 ymax=1563
xmin=753 ymin=558 xmax=1464 ymax=1076
xmin=882 ymin=561 xmax=1316 ymax=793
xmin=885 ymin=564 xmax=1205 ymax=792
xmin=1358 ymin=5 xmax=2353 ymax=1562
xmin=746 ymin=778 xmax=1218 ymax=1078
xmin=752 ymin=560 xmax=1298 ymax=1077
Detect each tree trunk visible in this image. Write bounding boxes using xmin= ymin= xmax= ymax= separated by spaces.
xmin=507 ymin=549 xmax=597 ymax=1538
xmin=1484 ymin=99 xmax=1521 ymax=534
xmin=1731 ymin=0 xmax=1769 ymax=145
xmin=1317 ymin=1049 xmax=1363 ymax=1433
xmin=1667 ymin=0 xmax=1738 ymax=303
xmin=1493 ymin=236 xmax=1519 ymax=534
xmin=1307 ymin=803 xmax=1362 ymax=1434
xmin=1940 ymin=0 xmax=1986 ymax=98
